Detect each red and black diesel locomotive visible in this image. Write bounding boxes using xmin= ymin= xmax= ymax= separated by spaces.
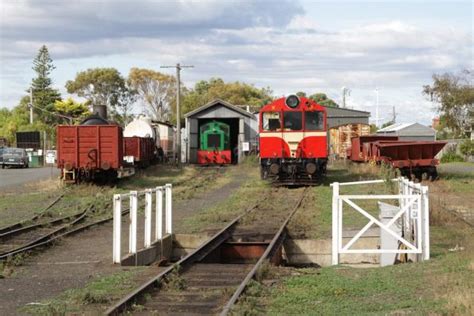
xmin=259 ymin=95 xmax=328 ymax=184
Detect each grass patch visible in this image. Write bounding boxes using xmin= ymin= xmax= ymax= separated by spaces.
xmin=267 ymin=163 xmax=474 ymax=315
xmin=266 ymin=241 xmax=473 ymax=315
xmin=179 ymin=166 xmax=268 ymax=233
xmin=163 ymin=265 xmax=187 ymax=291
xmin=20 ymin=268 xmax=146 ymax=315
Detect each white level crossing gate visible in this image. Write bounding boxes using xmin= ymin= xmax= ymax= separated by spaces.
xmin=331 ymin=178 xmax=430 ymax=265
xmin=113 ymin=184 xmax=172 ymax=264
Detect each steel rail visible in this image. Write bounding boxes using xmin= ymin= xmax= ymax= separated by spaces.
xmin=105 ymin=202 xmax=261 ymax=316
xmin=0 ymin=207 xmax=90 ymax=260
xmin=0 ymin=194 xmax=64 ymax=235
xmin=220 ymin=188 xmax=307 ymax=316
xmin=0 ymin=209 xmax=85 ymax=240
xmin=0 ymin=207 xmax=128 ymax=260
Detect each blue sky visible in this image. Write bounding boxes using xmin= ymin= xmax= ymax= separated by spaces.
xmin=0 ymin=0 xmax=472 ymax=125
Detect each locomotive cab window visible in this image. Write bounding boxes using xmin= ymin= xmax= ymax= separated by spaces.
xmin=207 ymin=134 xmax=221 ymax=149
xmin=305 ymin=111 xmax=324 ymax=130
xmin=283 ymin=111 xmax=302 ymax=131
xmin=262 ymin=112 xmax=281 ymax=131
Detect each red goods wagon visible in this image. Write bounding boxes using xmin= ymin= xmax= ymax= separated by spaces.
xmin=259 ymin=95 xmax=328 ymax=184
xmin=372 ymin=140 xmax=447 ymax=179
xmin=123 ymin=137 xmax=156 ymax=167
xmin=348 ymin=135 xmax=399 ymax=161
xmin=57 ymin=125 xmax=124 ymax=182
xmin=348 ymin=136 xmax=447 ymax=180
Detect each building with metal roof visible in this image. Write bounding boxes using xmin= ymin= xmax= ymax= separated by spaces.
xmin=184 ymin=99 xmax=258 ymax=164
xmin=323 ymin=106 xmax=370 ymax=129
xmin=376 ymin=123 xmax=436 ymax=141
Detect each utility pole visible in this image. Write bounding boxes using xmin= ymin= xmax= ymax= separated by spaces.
xmin=392 ymin=106 xmax=397 ymax=123
xmin=160 ymin=63 xmax=194 ymax=167
xmin=341 ymin=86 xmax=351 ymax=108
xmin=29 ymin=87 xmax=33 ymax=124
xmin=375 ymin=87 xmax=379 ymax=127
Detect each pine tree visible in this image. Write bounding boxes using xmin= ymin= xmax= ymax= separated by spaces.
xmin=31 ymin=45 xmax=61 ymax=124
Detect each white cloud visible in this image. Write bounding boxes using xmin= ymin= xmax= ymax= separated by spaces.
xmin=0 ymin=1 xmax=471 ymax=126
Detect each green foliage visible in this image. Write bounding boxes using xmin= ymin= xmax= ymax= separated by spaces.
xmin=128 ymin=68 xmax=176 ymax=121
xmin=433 ymin=115 xmax=457 ymax=139
xmin=165 ymin=265 xmax=187 ymax=291
xmin=180 ymin=78 xmax=273 ymax=122
xmin=66 ymin=68 xmax=135 ymax=124
xmin=370 ymin=124 xmax=378 ymax=133
xmin=66 ymin=68 xmax=124 ymax=106
xmin=459 ymin=139 xmax=474 ymax=156
xmin=423 ymin=70 xmax=474 ymax=137
xmin=296 ymin=91 xmax=307 ymax=97
xmin=441 ymin=148 xmax=465 ymax=163
xmin=31 ymin=45 xmax=62 ymax=125
xmin=379 ymin=161 xmax=399 ymax=192
xmin=0 ymin=97 xmax=54 ymax=144
xmin=308 ymin=92 xmax=339 ymax=107
xmin=54 ymin=98 xmax=90 ymax=123
xmin=381 ymin=121 xmax=394 ymax=129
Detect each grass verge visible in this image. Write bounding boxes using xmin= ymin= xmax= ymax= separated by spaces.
xmin=261 ymin=162 xmax=474 ymax=315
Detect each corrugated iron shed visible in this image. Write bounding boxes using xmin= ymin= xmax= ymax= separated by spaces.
xmin=377 ymin=122 xmax=435 ymax=141
xmin=184 ymin=99 xmax=258 ymax=164
xmin=323 ymin=106 xmax=370 ymax=129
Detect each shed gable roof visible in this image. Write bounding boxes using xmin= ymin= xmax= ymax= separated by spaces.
xmin=323 ymin=106 xmax=371 ymax=118
xmin=377 ymin=122 xmax=435 ymax=134
xmin=184 ymin=99 xmax=254 ymax=119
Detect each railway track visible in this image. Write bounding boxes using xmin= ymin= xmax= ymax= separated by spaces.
xmin=106 ymin=188 xmax=307 ymax=315
xmin=0 ymin=207 xmax=90 ymax=260
xmin=0 ymin=194 xmax=64 ymax=235
xmin=0 ymin=201 xmax=129 ymax=261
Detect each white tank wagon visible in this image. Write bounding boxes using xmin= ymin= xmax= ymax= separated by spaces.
xmin=124 ymin=116 xmax=175 ymax=161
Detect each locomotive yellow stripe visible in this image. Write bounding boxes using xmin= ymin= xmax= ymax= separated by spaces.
xmin=259 ymin=131 xmax=326 ymax=138
xmin=260 ymin=132 xmax=326 ymax=157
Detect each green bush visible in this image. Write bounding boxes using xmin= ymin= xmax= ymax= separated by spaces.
xmin=459 ymin=139 xmax=474 ymax=156
xmin=440 ymin=149 xmax=464 ymax=163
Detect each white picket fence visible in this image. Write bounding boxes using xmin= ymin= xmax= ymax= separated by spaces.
xmin=113 ymin=184 xmax=172 ymax=264
xmin=331 ymin=178 xmax=430 ymax=265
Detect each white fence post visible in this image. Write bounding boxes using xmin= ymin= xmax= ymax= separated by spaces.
xmin=332 ymin=182 xmax=340 ymax=265
xmin=113 ymin=194 xmax=122 ymax=264
xmin=112 ymin=184 xmax=173 ymax=263
xmin=129 ymin=191 xmax=138 ymax=254
xmin=165 ymin=184 xmax=172 ymax=235
xmin=414 ymin=183 xmax=422 ymax=261
xmin=144 ymin=189 xmax=152 ymax=248
xmin=156 ymin=186 xmax=163 ymax=241
xmin=422 ymin=186 xmax=430 ymax=260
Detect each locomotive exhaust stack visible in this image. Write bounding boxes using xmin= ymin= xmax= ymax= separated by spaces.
xmin=93 ymin=104 xmax=108 ymax=120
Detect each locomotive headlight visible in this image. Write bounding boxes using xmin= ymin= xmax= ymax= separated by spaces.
xmin=285 ymin=95 xmax=300 ymax=108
